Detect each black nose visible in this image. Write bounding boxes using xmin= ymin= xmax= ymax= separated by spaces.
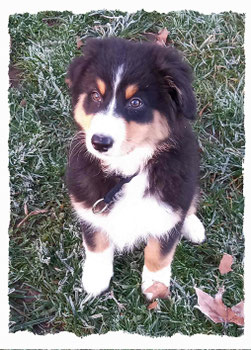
xmin=91 ymin=134 xmax=114 ymax=152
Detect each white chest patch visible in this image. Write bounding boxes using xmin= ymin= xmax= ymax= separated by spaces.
xmin=72 ymin=172 xmax=180 ymax=250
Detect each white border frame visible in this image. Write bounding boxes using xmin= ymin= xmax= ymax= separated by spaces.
xmin=1 ymin=1 xmax=250 ymax=348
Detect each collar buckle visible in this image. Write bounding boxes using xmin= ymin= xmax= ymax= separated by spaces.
xmin=92 ymin=198 xmax=110 ymax=214
xmin=92 ymin=172 xmax=138 ymax=215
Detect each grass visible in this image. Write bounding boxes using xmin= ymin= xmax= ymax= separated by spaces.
xmin=8 ymin=10 xmax=245 ymax=337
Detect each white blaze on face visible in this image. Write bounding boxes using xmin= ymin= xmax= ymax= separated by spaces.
xmin=107 ymin=64 xmax=124 ymax=114
xmin=86 ymin=65 xmax=127 ymax=158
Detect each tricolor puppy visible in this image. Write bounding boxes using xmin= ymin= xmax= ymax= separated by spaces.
xmin=66 ymin=37 xmax=206 ymax=300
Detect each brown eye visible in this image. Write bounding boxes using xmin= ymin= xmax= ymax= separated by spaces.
xmin=129 ymin=98 xmax=142 ymax=108
xmin=91 ymin=91 xmax=102 ymax=103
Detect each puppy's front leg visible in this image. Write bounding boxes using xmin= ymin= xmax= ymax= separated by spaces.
xmin=142 ymin=234 xmax=179 ymax=301
xmin=81 ymin=223 xmax=114 ymax=297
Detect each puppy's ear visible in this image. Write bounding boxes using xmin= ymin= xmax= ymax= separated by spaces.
xmin=66 ymin=38 xmax=101 ymax=89
xmin=66 ymin=56 xmax=88 ymax=89
xmin=157 ymin=47 xmax=197 ymax=120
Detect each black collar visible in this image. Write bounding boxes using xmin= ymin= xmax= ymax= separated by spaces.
xmin=92 ymin=173 xmax=137 ymax=214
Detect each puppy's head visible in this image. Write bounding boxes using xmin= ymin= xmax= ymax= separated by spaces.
xmin=67 ymin=38 xmax=196 ymax=160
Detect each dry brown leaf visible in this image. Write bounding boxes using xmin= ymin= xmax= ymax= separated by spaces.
xmin=156 ymin=28 xmax=169 ymax=46
xmin=195 ymin=287 xmax=244 ymax=326
xmin=65 ymin=77 xmax=72 ymax=88
xmin=148 ymin=300 xmax=158 ymax=310
xmin=219 ymin=253 xmax=233 ymax=275
xmin=17 ymin=209 xmax=48 ymax=228
xmin=199 ymin=102 xmax=211 ymax=117
xmin=24 ymin=286 xmax=41 ymax=303
xmin=145 ymin=281 xmax=170 ymax=300
xmin=76 ymin=36 xmax=84 ymax=49
xmin=24 ymin=202 xmax=28 ymax=215
xmin=143 ymin=27 xmax=169 ymax=46
xmin=20 ymin=99 xmax=27 ymax=107
xmin=231 ymin=301 xmax=244 ymax=318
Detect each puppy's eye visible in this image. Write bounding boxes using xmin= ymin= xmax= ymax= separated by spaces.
xmin=129 ymin=98 xmax=142 ymax=108
xmin=91 ymin=91 xmax=102 ymax=103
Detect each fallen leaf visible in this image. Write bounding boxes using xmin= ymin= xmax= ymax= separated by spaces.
xmin=24 ymin=286 xmax=41 ymax=303
xmin=199 ymin=102 xmax=211 ymax=117
xmin=144 ymin=281 xmax=170 ymax=300
xmin=148 ymin=300 xmax=158 ymax=310
xmin=20 ymin=99 xmax=27 ymax=107
xmin=195 ymin=287 xmax=244 ymax=326
xmin=17 ymin=209 xmax=48 ymax=228
xmin=76 ymin=36 xmax=84 ymax=49
xmin=156 ymin=28 xmax=169 ymax=46
xmin=143 ymin=27 xmax=169 ymax=46
xmin=219 ymin=253 xmax=233 ymax=275
xmin=231 ymin=300 xmax=244 ymax=318
xmin=65 ymin=77 xmax=72 ymax=88
xmin=42 ymin=18 xmax=59 ymax=27
xmin=24 ymin=202 xmax=28 ymax=215
xmin=9 ymin=64 xmax=22 ymax=88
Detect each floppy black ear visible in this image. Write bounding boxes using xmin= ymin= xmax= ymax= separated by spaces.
xmin=66 ymin=39 xmax=103 ymax=102
xmin=66 ymin=56 xmax=87 ymax=88
xmin=66 ymin=55 xmax=90 ymax=106
xmin=157 ymin=47 xmax=197 ymax=120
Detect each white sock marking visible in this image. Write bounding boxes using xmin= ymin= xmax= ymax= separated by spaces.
xmin=182 ymin=214 xmax=206 ymax=244
xmin=141 ymin=264 xmax=171 ymax=300
xmin=82 ymin=245 xmax=114 ymax=297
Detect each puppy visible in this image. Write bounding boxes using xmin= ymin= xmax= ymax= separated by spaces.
xmin=66 ymin=37 xmax=206 ymax=300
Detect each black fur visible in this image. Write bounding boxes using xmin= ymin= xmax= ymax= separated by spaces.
xmin=66 ymin=37 xmax=200 ymax=258
xmin=146 ymin=119 xmax=199 ymax=212
xmin=81 ymin=221 xmax=96 ymax=250
xmin=159 ymin=221 xmax=184 ymax=256
xmin=67 ymin=37 xmax=196 ymax=124
xmin=66 ymin=138 xmax=122 ymax=209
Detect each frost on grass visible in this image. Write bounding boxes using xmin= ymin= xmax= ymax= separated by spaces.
xmin=35 ymin=238 xmax=51 ymax=265
xmin=8 ymin=10 xmax=244 ymax=337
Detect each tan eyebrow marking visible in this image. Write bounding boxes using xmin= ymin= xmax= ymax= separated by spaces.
xmin=96 ymin=78 xmax=106 ymax=95
xmin=125 ymin=84 xmax=138 ymax=99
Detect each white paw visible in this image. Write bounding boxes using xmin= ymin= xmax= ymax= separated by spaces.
xmin=182 ymin=214 xmax=206 ymax=244
xmin=82 ymin=246 xmax=114 ymax=297
xmin=141 ymin=264 xmax=171 ymax=300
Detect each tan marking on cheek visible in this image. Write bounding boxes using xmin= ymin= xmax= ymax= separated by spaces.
xmin=144 ymin=237 xmax=178 ymax=272
xmin=151 ymin=111 xmax=170 ymax=141
xmin=74 ymin=93 xmax=94 ymax=131
xmin=125 ymin=84 xmax=138 ymax=99
xmin=126 ymin=121 xmax=151 ymax=145
xmin=96 ymin=78 xmax=106 ymax=95
xmin=125 ymin=110 xmax=169 ymax=150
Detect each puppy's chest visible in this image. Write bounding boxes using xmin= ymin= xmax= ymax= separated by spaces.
xmin=74 ymin=172 xmax=179 ymax=249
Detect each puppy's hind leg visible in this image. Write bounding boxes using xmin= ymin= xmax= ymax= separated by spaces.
xmin=182 ymin=214 xmax=206 ymax=244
